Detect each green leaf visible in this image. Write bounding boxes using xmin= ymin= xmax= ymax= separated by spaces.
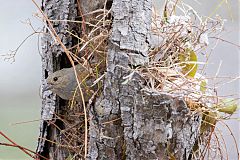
xmin=179 ymin=48 xmax=198 ymax=78
xmin=163 ymin=3 xmax=168 ymax=22
xmin=200 ymin=111 xmax=217 ymax=134
xmin=200 ymin=80 xmax=207 ymax=93
xmin=217 ymin=99 xmax=238 ymax=114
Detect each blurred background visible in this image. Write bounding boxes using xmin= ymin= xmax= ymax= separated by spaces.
xmin=0 ymin=0 xmax=41 ymax=159
xmin=0 ymin=0 xmax=239 ymax=159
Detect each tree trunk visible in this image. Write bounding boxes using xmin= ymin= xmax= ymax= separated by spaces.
xmin=36 ymin=0 xmax=78 ymax=159
xmin=37 ymin=0 xmax=202 ymax=159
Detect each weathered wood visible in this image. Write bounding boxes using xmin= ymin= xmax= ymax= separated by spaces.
xmin=88 ymin=0 xmax=201 ymax=159
xmin=38 ymin=0 xmax=202 ymax=159
xmin=37 ymin=0 xmax=77 ymax=159
xmin=37 ymin=0 xmax=110 ymax=159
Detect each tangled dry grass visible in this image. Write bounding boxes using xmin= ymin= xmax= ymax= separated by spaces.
xmin=141 ymin=1 xmax=239 ymax=159
xmin=0 ymin=0 xmax=238 ymax=159
xmin=37 ymin=1 xmax=238 ymax=159
xmin=63 ymin=1 xmax=239 ymax=158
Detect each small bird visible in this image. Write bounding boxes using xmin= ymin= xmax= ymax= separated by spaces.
xmin=43 ymin=64 xmax=95 ymax=102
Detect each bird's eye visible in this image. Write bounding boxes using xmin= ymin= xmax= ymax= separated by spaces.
xmin=53 ymin=77 xmax=58 ymax=82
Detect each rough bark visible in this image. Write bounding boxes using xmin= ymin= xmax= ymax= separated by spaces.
xmin=37 ymin=0 xmax=108 ymax=159
xmin=88 ymin=0 xmax=201 ymax=160
xmin=37 ymin=0 xmax=202 ymax=159
xmin=37 ymin=0 xmax=78 ymax=159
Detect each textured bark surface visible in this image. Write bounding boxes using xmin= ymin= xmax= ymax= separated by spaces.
xmin=38 ymin=0 xmax=202 ymax=159
xmin=37 ymin=0 xmax=77 ymax=159
xmin=88 ymin=0 xmax=201 ymax=160
xmin=37 ymin=0 xmax=108 ymax=159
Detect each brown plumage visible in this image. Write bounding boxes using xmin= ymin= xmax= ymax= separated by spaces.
xmin=44 ymin=64 xmax=96 ymax=102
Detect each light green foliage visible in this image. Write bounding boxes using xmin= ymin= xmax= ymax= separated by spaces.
xmin=217 ymin=98 xmax=238 ymax=115
xmin=200 ymin=111 xmax=217 ymax=134
xmin=178 ymin=48 xmax=198 ymax=78
xmin=200 ymin=80 xmax=207 ymax=93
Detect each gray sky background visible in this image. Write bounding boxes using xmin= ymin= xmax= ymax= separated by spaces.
xmin=0 ymin=0 xmax=42 ymax=159
xmin=0 ymin=0 xmax=239 ymax=159
xmin=0 ymin=0 xmax=42 ymax=98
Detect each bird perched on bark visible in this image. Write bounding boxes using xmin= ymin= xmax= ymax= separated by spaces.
xmin=44 ymin=64 xmax=97 ymax=102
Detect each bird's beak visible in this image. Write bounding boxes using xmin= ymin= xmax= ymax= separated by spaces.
xmin=42 ymin=84 xmax=53 ymax=92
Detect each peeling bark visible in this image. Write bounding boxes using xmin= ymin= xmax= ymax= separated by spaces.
xmin=38 ymin=0 xmax=202 ymax=159
xmin=37 ymin=0 xmax=108 ymax=159
xmin=37 ymin=0 xmax=77 ymax=159
xmin=88 ymin=0 xmax=201 ymax=159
